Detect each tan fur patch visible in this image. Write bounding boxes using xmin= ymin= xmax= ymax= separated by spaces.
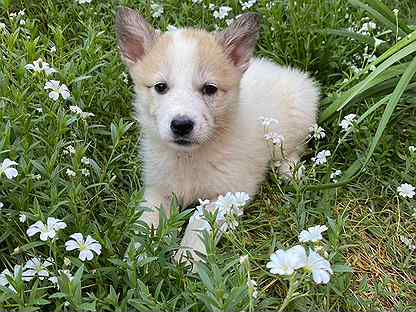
xmin=130 ymin=34 xmax=173 ymax=86
xmin=183 ymin=29 xmax=241 ymax=91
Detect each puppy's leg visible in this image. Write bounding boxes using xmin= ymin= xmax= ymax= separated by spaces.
xmin=173 ymin=214 xmax=210 ymax=264
xmin=174 ymin=201 xmax=241 ymax=266
xmin=279 ymin=152 xmax=300 ymax=178
xmin=139 ymin=186 xmax=171 ymax=228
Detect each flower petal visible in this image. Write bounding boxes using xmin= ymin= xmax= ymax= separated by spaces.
xmin=79 ymin=249 xmax=93 ymax=261
xmin=48 ymin=91 xmax=59 ymax=101
xmin=65 ymin=239 xmax=79 ymax=251
xmin=26 ymin=221 xmax=43 ymax=237
xmin=4 ymin=168 xmax=18 ymax=179
xmin=69 ymin=233 xmax=84 ymax=244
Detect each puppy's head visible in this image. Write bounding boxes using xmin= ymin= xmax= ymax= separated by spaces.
xmin=116 ymin=8 xmax=260 ymax=151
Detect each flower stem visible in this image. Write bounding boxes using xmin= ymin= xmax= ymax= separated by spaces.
xmin=277 ymin=274 xmax=298 ymax=312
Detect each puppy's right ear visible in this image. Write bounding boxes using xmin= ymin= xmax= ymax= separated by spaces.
xmin=116 ymin=7 xmax=157 ymax=65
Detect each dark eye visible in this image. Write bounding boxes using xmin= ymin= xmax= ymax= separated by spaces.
xmin=154 ymin=82 xmax=169 ymax=94
xmin=201 ymin=84 xmax=218 ymax=96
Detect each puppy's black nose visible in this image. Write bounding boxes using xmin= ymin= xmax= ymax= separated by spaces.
xmin=170 ymin=116 xmax=194 ymax=137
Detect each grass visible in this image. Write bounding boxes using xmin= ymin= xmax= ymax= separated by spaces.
xmin=1 ymin=0 xmax=416 ymax=311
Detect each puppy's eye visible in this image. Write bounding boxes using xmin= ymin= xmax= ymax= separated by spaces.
xmin=201 ymin=84 xmax=218 ymax=96
xmin=154 ymin=82 xmax=169 ymax=94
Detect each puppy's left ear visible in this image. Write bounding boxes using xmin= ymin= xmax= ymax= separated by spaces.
xmin=218 ymin=13 xmax=261 ymax=72
xmin=115 ymin=7 xmax=157 ymax=65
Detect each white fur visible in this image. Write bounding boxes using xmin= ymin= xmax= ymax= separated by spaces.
xmin=133 ymin=34 xmax=319 ymax=263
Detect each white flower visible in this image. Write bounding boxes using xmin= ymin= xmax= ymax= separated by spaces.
xmin=258 ymin=116 xmax=279 ymax=127
xmin=213 ymin=6 xmax=232 ymax=20
xmin=23 ymin=257 xmax=53 ymax=281
xmin=81 ymin=157 xmax=91 ymax=165
xmin=247 ymin=279 xmax=258 ymax=298
xmin=36 ymin=107 xmax=43 ymax=113
xmin=28 ymin=173 xmax=42 ymax=181
xmin=397 ymin=183 xmax=415 ymax=198
xmin=225 ymin=18 xmax=234 ymax=26
xmin=233 ymin=192 xmax=250 ymax=207
xmin=80 ymin=111 xmax=95 ymax=119
xmin=308 ymin=124 xmax=326 ymax=140
xmin=214 ymin=192 xmax=249 ymax=231
xmin=18 ymin=10 xmax=25 ymax=16
xmin=358 ymin=21 xmax=377 ymax=35
xmin=266 ymin=245 xmax=306 ymax=275
xmin=63 ymin=257 xmax=71 ymax=267
xmin=312 ymin=150 xmax=331 ymax=165
xmin=189 ymin=199 xmax=212 ymax=230
xmin=0 ymin=158 xmax=18 ymax=179
xmin=264 ymin=132 xmax=284 ymax=145
xmin=241 ymin=0 xmax=257 ymax=10
xmin=69 ymin=105 xmax=83 ymax=114
xmin=239 ymin=255 xmax=249 ymax=265
xmin=69 ymin=105 xmax=94 ymax=119
xmin=19 ymin=19 xmax=26 ymax=25
xmin=44 ymin=80 xmax=70 ymax=101
xmin=151 ymin=3 xmax=164 ymax=18
xmin=0 ymin=22 xmax=6 ymax=30
xmin=120 ymin=72 xmax=128 ymax=84
xmin=215 ymin=192 xmax=236 ymax=212
xmin=19 ymin=213 xmax=27 ymax=223
xmin=399 ymin=235 xmax=416 ymax=251
xmin=303 ymin=250 xmax=333 ymax=284
xmin=339 ymin=113 xmax=357 ymax=131
xmin=25 ymin=60 xmax=42 ymax=72
xmin=299 ymin=225 xmax=328 ymax=243
xmin=65 ymin=233 xmax=102 ymax=261
xmin=192 ymin=0 xmax=202 ymax=3
xmin=81 ymin=168 xmax=90 ymax=177
xmin=26 ymin=217 xmax=67 ymax=241
xmin=374 ymin=38 xmax=385 ymax=48
xmin=167 ymin=25 xmax=178 ymax=32
xmin=409 ymin=146 xmax=416 ymax=153
xmin=50 ymin=45 xmax=56 ymax=53
xmin=65 ymin=145 xmax=76 ymax=155
xmin=9 ymin=12 xmax=17 ymax=18
xmin=393 ymin=8 xmax=399 ymax=15
xmin=25 ymin=58 xmax=56 ymax=75
xmin=76 ymin=0 xmax=92 ymax=3
xmin=66 ymin=169 xmax=76 ymax=177
xmin=0 ymin=202 xmax=3 ymax=210
xmin=330 ymin=169 xmax=342 ymax=182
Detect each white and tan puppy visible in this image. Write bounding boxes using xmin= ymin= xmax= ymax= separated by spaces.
xmin=116 ymin=7 xmax=319 ymax=262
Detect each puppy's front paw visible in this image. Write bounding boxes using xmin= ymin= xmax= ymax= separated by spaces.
xmin=138 ymin=209 xmax=160 ymax=229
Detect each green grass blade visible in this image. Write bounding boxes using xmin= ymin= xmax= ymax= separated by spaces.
xmin=372 ymin=30 xmax=416 ymax=67
xmin=360 ymin=55 xmax=416 ymax=169
xmin=308 ymin=56 xmax=416 ymax=192
xmin=348 ymin=0 xmax=408 ymax=36
xmin=320 ymin=41 xmax=416 ymax=122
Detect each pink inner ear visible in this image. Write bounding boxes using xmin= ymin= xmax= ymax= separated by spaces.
xmin=230 ymin=44 xmax=247 ymax=67
xmin=119 ymin=31 xmax=146 ymax=63
xmin=228 ymin=35 xmax=252 ymax=69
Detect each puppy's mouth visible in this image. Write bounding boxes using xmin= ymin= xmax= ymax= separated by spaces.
xmin=174 ymin=138 xmax=193 ymax=146
xmin=169 ymin=138 xmax=201 ymax=150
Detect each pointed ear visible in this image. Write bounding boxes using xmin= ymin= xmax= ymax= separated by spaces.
xmin=115 ymin=7 xmax=157 ymax=65
xmin=218 ymin=13 xmax=261 ymax=72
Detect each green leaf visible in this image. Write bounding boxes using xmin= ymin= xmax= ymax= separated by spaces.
xmin=332 ymin=264 xmax=353 ymax=273
xmin=79 ymin=301 xmax=97 ymax=311
xmin=320 ymin=40 xmax=416 ymax=122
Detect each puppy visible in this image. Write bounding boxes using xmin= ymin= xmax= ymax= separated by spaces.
xmin=116 ymin=7 xmax=319 ymax=263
